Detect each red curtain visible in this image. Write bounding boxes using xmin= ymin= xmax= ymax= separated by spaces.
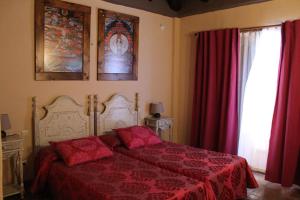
xmin=191 ymin=28 xmax=239 ymax=154
xmin=265 ymin=20 xmax=300 ymax=187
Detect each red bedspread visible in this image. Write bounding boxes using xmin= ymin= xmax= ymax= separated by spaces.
xmin=115 ymin=142 xmax=258 ymax=200
xmin=32 ymin=147 xmax=216 ymax=200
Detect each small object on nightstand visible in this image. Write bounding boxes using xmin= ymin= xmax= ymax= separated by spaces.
xmin=150 ymin=102 xmax=164 ymax=118
xmin=1 ymin=114 xmax=11 ymax=138
xmin=144 ymin=116 xmax=173 ymax=141
xmin=2 ymin=134 xmax=24 ymax=199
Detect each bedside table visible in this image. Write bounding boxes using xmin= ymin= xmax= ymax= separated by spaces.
xmin=2 ymin=134 xmax=24 ymax=199
xmin=144 ymin=116 xmax=173 ymax=141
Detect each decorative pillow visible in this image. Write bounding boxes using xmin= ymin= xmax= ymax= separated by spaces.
xmin=115 ymin=126 xmax=162 ymax=149
xmin=99 ymin=132 xmax=122 ymax=149
xmin=50 ymin=136 xmax=113 ymax=166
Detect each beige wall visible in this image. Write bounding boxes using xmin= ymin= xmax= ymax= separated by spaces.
xmin=174 ymin=0 xmax=300 ymax=144
xmin=2 ymin=0 xmax=300 ymax=181
xmin=0 ymin=0 xmax=174 ymax=162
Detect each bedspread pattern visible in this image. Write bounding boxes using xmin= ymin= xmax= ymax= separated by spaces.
xmin=32 ymin=148 xmax=216 ymax=200
xmin=115 ymin=142 xmax=258 ymax=200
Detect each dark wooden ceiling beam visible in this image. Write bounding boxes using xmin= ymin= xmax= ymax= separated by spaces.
xmin=103 ymin=0 xmax=271 ymax=18
xmin=179 ymin=0 xmax=271 ymax=17
xmin=103 ymin=0 xmax=178 ymax=17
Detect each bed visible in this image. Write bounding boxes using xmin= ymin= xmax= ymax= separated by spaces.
xmin=115 ymin=142 xmax=258 ymax=199
xmin=33 ymin=146 xmax=213 ymax=200
xmin=31 ymin=95 xmax=215 ymax=200
xmin=95 ymin=94 xmax=258 ymax=200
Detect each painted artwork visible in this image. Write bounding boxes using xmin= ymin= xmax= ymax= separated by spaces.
xmin=44 ymin=6 xmax=83 ymax=72
xmin=98 ymin=10 xmax=139 ymax=80
xmin=35 ymin=0 xmax=90 ymax=80
xmin=102 ymin=18 xmax=134 ymax=73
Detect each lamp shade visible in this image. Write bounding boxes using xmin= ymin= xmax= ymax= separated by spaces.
xmin=150 ymin=102 xmax=164 ymax=114
xmin=1 ymin=114 xmax=11 ymax=131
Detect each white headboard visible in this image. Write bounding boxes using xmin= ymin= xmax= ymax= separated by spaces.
xmin=33 ymin=95 xmax=94 ymax=150
xmin=95 ymin=93 xmax=139 ymax=136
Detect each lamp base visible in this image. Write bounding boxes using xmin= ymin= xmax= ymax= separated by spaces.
xmin=1 ymin=130 xmax=7 ymax=138
xmin=153 ymin=113 xmax=161 ymax=118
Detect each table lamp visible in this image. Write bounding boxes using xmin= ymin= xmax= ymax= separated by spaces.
xmin=150 ymin=102 xmax=164 ymax=118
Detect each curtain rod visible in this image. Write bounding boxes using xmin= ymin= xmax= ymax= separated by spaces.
xmin=240 ymin=23 xmax=281 ymax=32
xmin=194 ymin=23 xmax=282 ymax=36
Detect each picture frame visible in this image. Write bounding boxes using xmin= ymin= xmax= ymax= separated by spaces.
xmin=35 ymin=0 xmax=91 ymax=80
xmin=97 ymin=9 xmax=139 ymax=81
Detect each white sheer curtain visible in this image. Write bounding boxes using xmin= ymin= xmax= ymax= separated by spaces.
xmin=238 ymin=27 xmax=281 ymax=172
xmin=238 ymin=31 xmax=260 ymax=130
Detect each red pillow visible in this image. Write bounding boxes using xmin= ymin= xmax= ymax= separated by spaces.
xmin=50 ymin=136 xmax=113 ymax=166
xmin=99 ymin=132 xmax=122 ymax=149
xmin=115 ymin=126 xmax=162 ymax=149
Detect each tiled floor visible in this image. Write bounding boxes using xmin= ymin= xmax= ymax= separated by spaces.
xmin=247 ymin=172 xmax=300 ymax=200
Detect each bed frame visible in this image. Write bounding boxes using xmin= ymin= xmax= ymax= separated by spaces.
xmin=32 ymin=95 xmax=94 ymax=150
xmin=94 ymin=93 xmax=139 ymax=135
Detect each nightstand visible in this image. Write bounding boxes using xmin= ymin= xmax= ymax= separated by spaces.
xmin=2 ymin=134 xmax=24 ymax=199
xmin=144 ymin=116 xmax=173 ymax=141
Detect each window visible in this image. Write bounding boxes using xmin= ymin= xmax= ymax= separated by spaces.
xmin=238 ymin=27 xmax=281 ymax=172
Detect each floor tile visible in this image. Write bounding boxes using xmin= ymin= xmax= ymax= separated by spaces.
xmin=248 ymin=172 xmax=300 ymax=200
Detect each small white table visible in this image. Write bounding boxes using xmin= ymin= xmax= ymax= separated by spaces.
xmin=2 ymin=134 xmax=24 ymax=199
xmin=144 ymin=116 xmax=173 ymax=141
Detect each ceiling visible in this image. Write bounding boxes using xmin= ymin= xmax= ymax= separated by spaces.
xmin=103 ymin=0 xmax=270 ymax=17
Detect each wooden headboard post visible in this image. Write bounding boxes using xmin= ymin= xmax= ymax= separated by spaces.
xmin=88 ymin=95 xmax=94 ymax=136
xmin=94 ymin=94 xmax=99 ymax=135
xmin=32 ymin=96 xmax=40 ymax=152
xmin=135 ymin=92 xmax=139 ymax=125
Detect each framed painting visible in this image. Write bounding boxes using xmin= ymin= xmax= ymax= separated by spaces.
xmin=98 ymin=9 xmax=139 ymax=81
xmin=35 ymin=0 xmax=90 ymax=80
